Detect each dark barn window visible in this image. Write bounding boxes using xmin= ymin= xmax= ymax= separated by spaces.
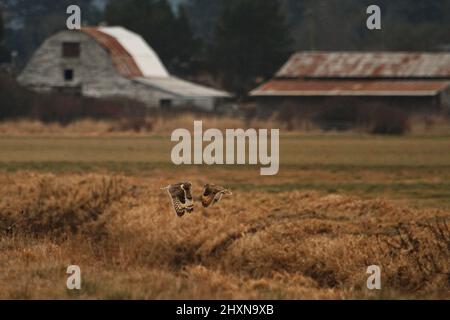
xmin=62 ymin=42 xmax=80 ymax=58
xmin=160 ymin=99 xmax=173 ymax=108
xmin=64 ymin=69 xmax=74 ymax=81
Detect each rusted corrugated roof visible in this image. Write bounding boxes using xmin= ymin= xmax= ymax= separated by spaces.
xmin=250 ymin=79 xmax=450 ymax=96
xmin=96 ymin=27 xmax=169 ymax=78
xmin=82 ymin=27 xmax=143 ymax=78
xmin=277 ymin=52 xmax=450 ymax=78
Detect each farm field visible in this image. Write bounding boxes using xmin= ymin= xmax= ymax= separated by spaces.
xmin=0 ymin=134 xmax=448 ymax=299
xmin=1 ymin=134 xmax=450 ymax=208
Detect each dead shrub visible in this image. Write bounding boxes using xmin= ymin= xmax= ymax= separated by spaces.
xmin=114 ymin=117 xmax=154 ymax=133
xmin=374 ymin=220 xmax=449 ymax=292
xmin=314 ymin=103 xmax=362 ymax=131
xmin=370 ymin=106 xmax=410 ymax=135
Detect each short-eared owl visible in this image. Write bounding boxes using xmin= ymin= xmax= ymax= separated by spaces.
xmin=201 ymin=184 xmax=232 ymax=208
xmin=162 ymin=182 xmax=194 ymax=217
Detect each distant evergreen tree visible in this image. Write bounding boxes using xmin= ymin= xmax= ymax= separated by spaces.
xmin=0 ymin=9 xmax=10 ymax=63
xmin=210 ymin=0 xmax=292 ymax=98
xmin=184 ymin=0 xmax=223 ymax=43
xmin=171 ymin=4 xmax=201 ymax=75
xmin=0 ymin=9 xmax=3 ymax=41
xmin=105 ymin=0 xmax=199 ymax=74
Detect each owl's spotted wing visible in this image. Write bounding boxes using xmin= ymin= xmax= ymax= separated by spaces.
xmin=202 ymin=184 xmax=232 ymax=208
xmin=170 ymin=195 xmax=188 ymax=217
xmin=163 ymin=183 xmax=194 ymax=217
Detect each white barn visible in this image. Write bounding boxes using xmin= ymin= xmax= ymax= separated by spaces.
xmin=18 ymin=26 xmax=231 ymax=111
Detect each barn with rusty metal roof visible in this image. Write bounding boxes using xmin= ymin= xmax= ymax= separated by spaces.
xmin=250 ymin=52 xmax=450 ymax=117
xmin=18 ymin=26 xmax=231 ymax=111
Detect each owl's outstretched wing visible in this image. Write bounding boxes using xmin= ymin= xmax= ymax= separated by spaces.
xmin=201 ymin=184 xmax=232 ymax=208
xmin=162 ymin=183 xmax=194 ymax=217
xmin=170 ymin=194 xmax=189 ymax=217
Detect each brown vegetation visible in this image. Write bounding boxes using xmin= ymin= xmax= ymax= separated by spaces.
xmin=0 ymin=113 xmax=448 ymax=137
xmin=0 ymin=172 xmax=448 ymax=299
xmin=0 ymin=116 xmax=282 ymax=136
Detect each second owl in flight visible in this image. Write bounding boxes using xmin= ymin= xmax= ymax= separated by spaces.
xmin=201 ymin=184 xmax=233 ymax=208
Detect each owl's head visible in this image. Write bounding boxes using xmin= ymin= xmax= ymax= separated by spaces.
xmin=180 ymin=182 xmax=193 ymax=201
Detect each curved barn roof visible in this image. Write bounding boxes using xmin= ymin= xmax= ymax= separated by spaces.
xmin=82 ymin=26 xmax=169 ymax=78
xmin=81 ymin=26 xmax=230 ymax=99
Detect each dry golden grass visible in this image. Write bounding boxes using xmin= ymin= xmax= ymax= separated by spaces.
xmin=0 ymin=119 xmax=115 ymax=136
xmin=0 ymin=115 xmax=449 ymax=136
xmin=0 ymin=172 xmax=448 ymax=300
xmin=0 ymin=116 xmax=284 ymax=137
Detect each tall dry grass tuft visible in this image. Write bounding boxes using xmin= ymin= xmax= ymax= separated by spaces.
xmin=0 ymin=174 xmax=128 ymax=238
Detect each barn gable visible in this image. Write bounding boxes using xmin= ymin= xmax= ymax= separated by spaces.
xmin=82 ymin=27 xmax=169 ymax=78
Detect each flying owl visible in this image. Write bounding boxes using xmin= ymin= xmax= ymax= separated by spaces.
xmin=161 ymin=182 xmax=194 ymax=217
xmin=201 ymin=184 xmax=232 ymax=208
